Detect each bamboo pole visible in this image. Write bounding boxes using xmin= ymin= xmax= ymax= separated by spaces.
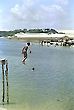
xmin=2 ymin=63 xmax=5 ymax=103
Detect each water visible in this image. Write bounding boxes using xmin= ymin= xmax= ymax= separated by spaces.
xmin=0 ymin=38 xmax=74 ymax=110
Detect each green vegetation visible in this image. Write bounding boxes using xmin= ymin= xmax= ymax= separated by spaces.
xmin=0 ymin=28 xmax=60 ymax=37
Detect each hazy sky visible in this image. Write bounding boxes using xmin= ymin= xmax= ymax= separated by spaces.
xmin=0 ymin=0 xmax=73 ymax=30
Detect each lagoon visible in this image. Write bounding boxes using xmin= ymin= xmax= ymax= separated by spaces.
xmin=0 ymin=38 xmax=74 ymax=110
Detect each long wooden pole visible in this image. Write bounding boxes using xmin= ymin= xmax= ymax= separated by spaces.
xmin=5 ymin=60 xmax=9 ymax=104
xmin=2 ymin=63 xmax=5 ymax=103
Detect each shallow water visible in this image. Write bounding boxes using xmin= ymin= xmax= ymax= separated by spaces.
xmin=0 ymin=38 xmax=74 ymax=110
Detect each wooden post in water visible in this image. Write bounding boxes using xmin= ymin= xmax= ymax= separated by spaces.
xmin=5 ymin=60 xmax=9 ymax=104
xmin=2 ymin=62 xmax=5 ymax=103
xmin=0 ymin=58 xmax=9 ymax=104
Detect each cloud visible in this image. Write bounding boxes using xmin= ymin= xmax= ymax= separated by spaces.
xmin=11 ymin=0 xmax=65 ymax=21
xmin=55 ymin=0 xmax=69 ymax=6
xmin=11 ymin=4 xmax=25 ymax=20
xmin=10 ymin=0 xmax=70 ymax=29
xmin=11 ymin=0 xmax=37 ymax=21
xmin=23 ymin=0 xmax=35 ymax=7
xmin=41 ymin=4 xmax=65 ymax=16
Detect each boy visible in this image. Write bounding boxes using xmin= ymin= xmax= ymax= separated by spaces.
xmin=22 ymin=46 xmax=28 ymax=64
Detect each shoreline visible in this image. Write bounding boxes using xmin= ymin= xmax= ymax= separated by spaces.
xmin=7 ymin=32 xmax=74 ymax=47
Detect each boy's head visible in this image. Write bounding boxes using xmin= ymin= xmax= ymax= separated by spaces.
xmin=27 ymin=42 xmax=30 ymax=46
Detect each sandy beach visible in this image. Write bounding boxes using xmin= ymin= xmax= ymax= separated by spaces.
xmin=8 ymin=30 xmax=74 ymax=40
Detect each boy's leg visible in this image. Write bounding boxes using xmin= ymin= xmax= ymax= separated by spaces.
xmin=22 ymin=57 xmax=27 ymax=64
xmin=22 ymin=57 xmax=26 ymax=62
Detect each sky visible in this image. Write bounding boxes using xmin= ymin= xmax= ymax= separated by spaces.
xmin=0 ymin=0 xmax=74 ymax=30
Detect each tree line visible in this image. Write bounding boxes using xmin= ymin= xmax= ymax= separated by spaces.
xmin=0 ymin=28 xmax=63 ymax=37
